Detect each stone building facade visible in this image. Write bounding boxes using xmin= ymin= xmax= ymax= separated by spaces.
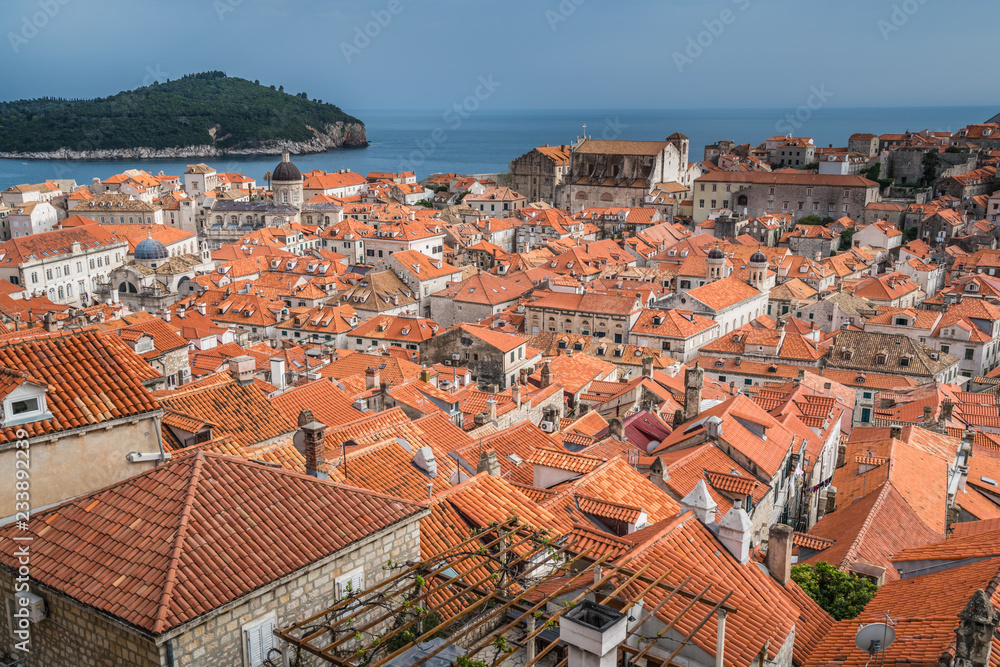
xmin=562 ymin=134 xmax=689 ymax=212
xmin=510 ymin=144 xmax=571 ymax=205
xmin=0 ymin=518 xmax=422 ymax=667
xmin=692 ymin=172 xmax=880 ymax=223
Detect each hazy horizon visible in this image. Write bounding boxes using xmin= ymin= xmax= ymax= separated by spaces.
xmin=2 ymin=0 xmax=997 ymax=113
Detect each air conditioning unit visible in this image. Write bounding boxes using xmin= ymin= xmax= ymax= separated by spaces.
xmin=14 ymin=591 xmax=46 ymax=623
xmin=451 ymin=353 xmax=461 ymax=360
xmin=539 ymin=421 xmax=555 ymax=433
xmin=443 ymin=360 xmax=452 ymax=366
xmin=929 ymin=352 xmax=939 ymax=360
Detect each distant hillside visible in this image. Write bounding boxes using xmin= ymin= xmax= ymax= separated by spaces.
xmin=0 ymin=71 xmax=367 ymax=158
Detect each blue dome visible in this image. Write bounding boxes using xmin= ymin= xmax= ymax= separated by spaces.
xmin=135 ymin=235 xmax=169 ymax=261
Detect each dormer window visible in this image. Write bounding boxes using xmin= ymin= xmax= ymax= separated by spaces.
xmin=2 ymin=378 xmax=52 ymax=428
xmin=875 ymin=353 xmax=887 ymax=365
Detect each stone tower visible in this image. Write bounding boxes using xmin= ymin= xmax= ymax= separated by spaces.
xmin=683 ymin=362 xmax=704 ymax=422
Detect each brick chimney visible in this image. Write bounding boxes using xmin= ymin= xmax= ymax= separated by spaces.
xmin=954 ymin=589 xmax=1000 ymax=667
xmin=228 ymin=355 xmax=255 ymax=386
xmin=476 ymin=449 xmax=501 ymax=477
xmin=608 ymin=418 xmax=624 ymax=440
xmin=641 ymin=356 xmax=654 ymax=379
xmin=486 ymin=397 xmax=497 ymax=421
xmin=765 ymin=524 xmax=793 ymax=585
xmin=684 ymin=362 xmax=704 ymax=422
xmin=300 ymin=410 xmax=327 ymax=479
xmin=365 ymin=367 xmax=380 ymax=390
xmin=512 ymin=383 xmax=522 ymax=408
xmin=540 ymin=361 xmax=553 ymax=388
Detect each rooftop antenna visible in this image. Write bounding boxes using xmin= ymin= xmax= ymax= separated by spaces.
xmin=855 ymin=614 xmax=895 ymax=667
xmin=582 ymin=123 xmax=587 ymax=139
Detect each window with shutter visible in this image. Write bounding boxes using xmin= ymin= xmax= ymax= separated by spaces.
xmin=243 ymin=614 xmax=276 ymax=667
xmin=336 ymin=567 xmax=365 ymax=599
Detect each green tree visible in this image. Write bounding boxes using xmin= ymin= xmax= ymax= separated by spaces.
xmin=797 ymin=215 xmax=824 ymax=226
xmin=903 ymin=227 xmax=919 ymax=242
xmin=839 ymin=228 xmax=855 ymax=250
xmin=415 ymin=199 xmax=434 ymax=208
xmin=791 ymin=562 xmax=877 ymax=620
xmin=921 ymin=150 xmax=941 ymax=186
xmin=864 ymin=163 xmax=881 ymax=181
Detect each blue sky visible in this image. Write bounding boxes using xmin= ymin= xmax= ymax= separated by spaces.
xmin=2 ymin=0 xmax=997 ymax=113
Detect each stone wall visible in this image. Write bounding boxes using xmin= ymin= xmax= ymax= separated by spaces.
xmin=0 ymin=574 xmax=159 ymax=667
xmin=162 ymin=518 xmax=422 ymax=667
xmin=0 ymin=515 xmax=423 ymax=667
xmin=887 ymin=147 xmax=975 ymax=185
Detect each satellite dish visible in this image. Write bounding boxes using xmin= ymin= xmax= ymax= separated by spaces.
xmin=855 ymin=623 xmax=896 ymax=654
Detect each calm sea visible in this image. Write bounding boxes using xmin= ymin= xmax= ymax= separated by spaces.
xmin=0 ymin=107 xmax=994 ymax=188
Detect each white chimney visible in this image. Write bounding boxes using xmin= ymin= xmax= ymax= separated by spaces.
xmin=413 ymin=446 xmax=437 ymax=478
xmin=717 ymin=498 xmax=752 ymax=565
xmin=560 ymin=601 xmax=627 ymax=667
xmin=228 ymin=355 xmax=255 ymax=386
xmin=680 ymin=479 xmax=717 ymax=524
xmin=270 ymin=357 xmax=287 ymax=391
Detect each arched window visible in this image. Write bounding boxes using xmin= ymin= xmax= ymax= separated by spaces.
xmin=600 ymin=193 xmax=614 ymax=202
xmin=737 ymin=195 xmax=748 ymax=206
xmin=57 ymin=286 xmax=64 ymax=299
xmin=575 ymin=192 xmax=588 ymax=200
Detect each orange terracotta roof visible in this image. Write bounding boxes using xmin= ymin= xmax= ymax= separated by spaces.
xmin=0 ymin=451 xmax=425 ymax=634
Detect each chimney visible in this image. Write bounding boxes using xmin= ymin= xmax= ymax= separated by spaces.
xmin=641 ymin=356 xmax=654 ymax=379
xmin=519 ymin=368 xmax=529 ymax=385
xmin=717 ymin=498 xmax=752 ymax=565
xmin=228 ymin=355 xmax=255 ymax=386
xmin=540 ymin=361 xmax=553 ymax=388
xmin=162 ymin=310 xmax=171 ymax=323
xmin=419 ymin=366 xmax=431 ymax=383
xmin=512 ymin=383 xmax=522 ymax=407
xmin=43 ymin=312 xmax=58 ymax=332
xmin=680 ymin=479 xmax=717 ymax=524
xmin=954 ymin=590 xmax=1000 ymax=667
xmin=889 ymin=425 xmax=902 ymax=440
xmin=270 ymin=357 xmax=286 ymax=391
xmin=486 ymin=397 xmax=497 ymax=421
xmin=365 ymin=367 xmax=380 ymax=390
xmin=196 ymin=302 xmax=207 ymax=316
xmin=836 ymin=443 xmax=847 ymax=468
xmin=684 ymin=362 xmax=704 ymax=421
xmin=706 ymin=415 xmax=723 ymax=440
xmin=559 ymin=600 xmax=627 ymax=667
xmin=765 ymin=524 xmax=793 ymax=585
xmin=413 ymin=446 xmax=437 ymax=478
xmin=608 ymin=418 xmax=624 ymax=440
xmin=648 ymin=456 xmax=669 ymax=491
xmin=476 ymin=449 xmax=501 ymax=477
xmin=940 ymin=399 xmax=955 ymax=424
xmin=474 ymin=412 xmax=488 ymax=427
xmin=825 ymin=486 xmax=838 ymax=514
xmin=301 ymin=411 xmax=327 ymax=478
xmin=923 ymin=405 xmax=934 ymax=427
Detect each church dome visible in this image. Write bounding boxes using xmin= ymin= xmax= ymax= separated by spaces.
xmin=750 ymin=249 xmax=767 ymax=264
xmin=135 ymin=235 xmax=169 ymax=261
xmin=271 ymin=152 xmax=301 ymax=182
xmin=708 ymin=246 xmax=725 ymax=260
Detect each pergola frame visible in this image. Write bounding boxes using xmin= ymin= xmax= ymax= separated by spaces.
xmin=275 ymin=519 xmax=735 ymax=667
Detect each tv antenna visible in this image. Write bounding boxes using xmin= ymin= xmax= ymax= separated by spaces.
xmin=855 ymin=613 xmax=895 ymax=667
